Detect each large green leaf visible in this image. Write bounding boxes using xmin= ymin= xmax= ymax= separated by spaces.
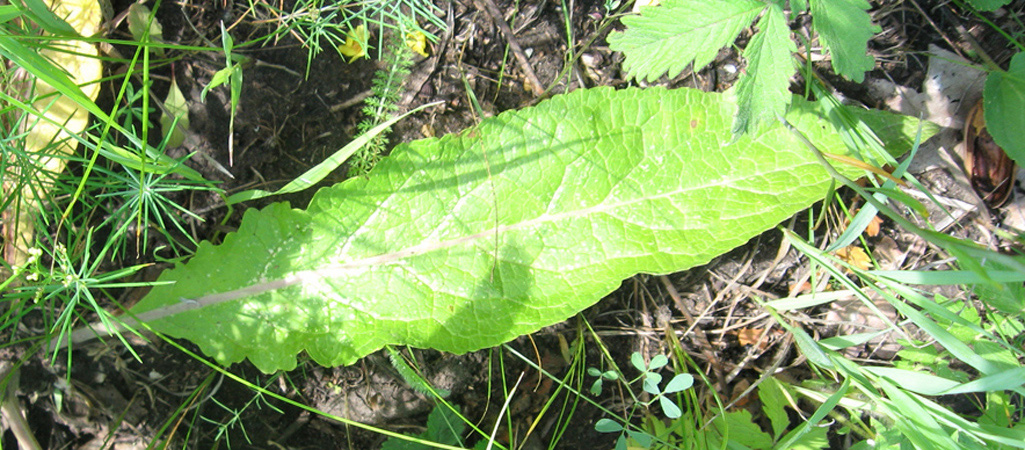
xmin=126 ymin=87 xmax=925 ymax=372
xmin=984 ymin=52 xmax=1025 ymax=168
xmin=966 ymin=0 xmax=1012 ymax=11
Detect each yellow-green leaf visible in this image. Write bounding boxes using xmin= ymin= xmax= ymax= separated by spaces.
xmin=160 ymin=77 xmax=189 ymax=148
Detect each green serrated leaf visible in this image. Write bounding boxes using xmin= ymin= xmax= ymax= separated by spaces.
xmin=733 ymin=4 xmax=796 ymax=135
xmin=758 ymin=377 xmax=790 ymax=439
xmin=966 ymin=0 xmax=1012 ymax=11
xmin=714 ymin=410 xmax=773 ymax=448
xmin=810 ymin=0 xmax=878 ymax=82
xmin=126 ymin=87 xmax=927 ymax=372
xmin=607 ymin=0 xmax=763 ymax=82
xmin=423 ymin=405 xmax=464 ymax=446
xmin=984 ymin=52 xmax=1025 ymax=168
xmin=380 ymin=405 xmax=464 ymax=450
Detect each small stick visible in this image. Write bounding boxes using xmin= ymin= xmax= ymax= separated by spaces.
xmin=0 ymin=363 xmax=42 ymax=450
xmin=659 ymin=276 xmax=725 ymax=391
xmin=474 ymin=0 xmax=545 ymax=96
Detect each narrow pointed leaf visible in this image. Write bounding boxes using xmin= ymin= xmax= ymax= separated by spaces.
xmin=160 ymin=77 xmax=189 ymax=148
xmin=126 ymin=87 xmax=926 ymax=372
xmin=226 ymin=103 xmax=441 ymax=204
xmin=733 ymin=5 xmax=795 ymax=135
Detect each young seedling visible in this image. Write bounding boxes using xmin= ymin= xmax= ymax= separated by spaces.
xmin=592 ymin=352 xmax=695 ymax=450
xmin=627 ymin=353 xmax=694 ymax=419
xmin=595 ymin=418 xmax=654 ymax=450
xmin=586 ymin=366 xmax=619 ymax=396
xmin=201 ymin=22 xmax=246 ymax=166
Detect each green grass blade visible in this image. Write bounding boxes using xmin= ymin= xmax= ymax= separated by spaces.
xmin=226 ymin=102 xmax=441 ymax=204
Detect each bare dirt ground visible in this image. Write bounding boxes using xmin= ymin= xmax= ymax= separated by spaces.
xmin=3 ymin=0 xmax=1025 ymax=449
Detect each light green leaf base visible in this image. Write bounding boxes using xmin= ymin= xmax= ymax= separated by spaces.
xmin=984 ymin=52 xmax=1025 ymax=168
xmin=130 ymin=87 xmax=925 ymax=372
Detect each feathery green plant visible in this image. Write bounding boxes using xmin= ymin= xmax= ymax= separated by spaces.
xmin=386 ymin=345 xmax=451 ymax=397
xmin=253 ymin=0 xmax=444 ymax=75
xmin=0 ymin=0 xmax=218 ymax=369
xmin=351 ymin=31 xmax=415 ymax=175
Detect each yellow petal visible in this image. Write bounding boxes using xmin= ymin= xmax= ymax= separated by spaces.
xmin=338 ymin=25 xmax=368 ymax=62
xmin=12 ymin=0 xmax=103 ymax=267
xmin=632 ymin=0 xmax=661 ymax=13
xmin=405 ymin=31 xmax=428 ymax=57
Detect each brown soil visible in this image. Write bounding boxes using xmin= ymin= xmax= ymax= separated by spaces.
xmin=3 ymin=0 xmax=1025 ymax=449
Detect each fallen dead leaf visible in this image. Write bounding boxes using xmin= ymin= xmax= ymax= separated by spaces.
xmin=736 ymin=328 xmax=765 ymax=349
xmin=842 ymin=209 xmax=883 ymax=237
xmin=865 ymin=214 xmax=883 ymax=237
xmin=964 ymin=99 xmax=1016 ymax=208
xmin=5 ymin=0 xmax=102 ymax=270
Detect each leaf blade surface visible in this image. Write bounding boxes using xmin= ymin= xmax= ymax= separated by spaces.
xmin=131 ymin=87 xmax=922 ymax=372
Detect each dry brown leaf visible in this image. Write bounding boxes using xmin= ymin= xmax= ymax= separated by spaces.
xmin=789 ymin=281 xmax=812 ymax=295
xmin=872 ymin=236 xmax=905 ymax=271
xmin=736 ymin=328 xmax=764 ymax=348
xmin=729 ymin=378 xmax=752 ymax=408
xmin=864 ymin=214 xmax=883 ymax=237
xmin=964 ymin=99 xmax=1016 ymax=208
xmin=841 ymin=208 xmax=882 ymax=237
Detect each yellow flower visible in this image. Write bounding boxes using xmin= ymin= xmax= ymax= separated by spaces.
xmin=405 ymin=31 xmax=429 ymax=57
xmin=339 ymin=25 xmax=369 ymax=62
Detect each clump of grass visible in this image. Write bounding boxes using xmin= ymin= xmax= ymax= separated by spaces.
xmin=0 ymin=0 xmax=218 ymax=361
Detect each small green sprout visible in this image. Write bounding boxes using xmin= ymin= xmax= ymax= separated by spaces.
xmin=587 ymin=366 xmax=619 ymax=395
